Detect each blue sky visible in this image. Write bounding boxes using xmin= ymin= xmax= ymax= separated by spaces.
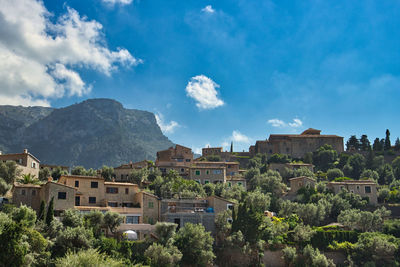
xmin=1 ymin=0 xmax=400 ymax=153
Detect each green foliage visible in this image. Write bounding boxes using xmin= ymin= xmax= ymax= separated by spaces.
xmin=282 ymin=246 xmax=297 ymax=266
xmin=51 ymin=167 xmax=68 ymax=180
xmin=18 ymin=173 xmax=41 ymax=184
xmin=101 ymin=166 xmax=114 ymax=181
xmin=333 ymin=176 xmax=351 ymax=182
xmin=345 ymin=153 xmax=366 ymax=179
xmin=206 ymin=154 xmax=221 ymax=162
xmin=352 ymin=232 xmax=399 ymax=266
xmin=71 ymin=166 xmax=97 ymax=176
xmin=55 ymin=248 xmax=125 ymax=267
xmin=313 ymin=145 xmax=338 ymax=172
xmin=346 ymin=135 xmax=360 ymax=151
xmin=84 ymin=210 xmax=105 ymax=237
xmin=39 ymin=167 xmax=51 ymax=181
xmin=311 ymin=227 xmax=359 ymax=249
xmin=360 ymin=169 xmax=379 ymax=181
xmin=0 ymin=219 xmax=28 ymax=267
xmin=291 ymin=223 xmax=316 ymax=245
xmin=249 ymin=170 xmax=286 ymax=197
xmin=155 ymin=222 xmax=178 ymax=246
xmin=383 ymin=219 xmax=400 ymax=238
xmin=0 ymin=160 xmax=21 ymax=184
xmin=203 ymin=183 xmax=215 ymax=196
xmin=62 ymin=209 xmax=84 ymax=228
xmin=326 ymin=168 xmax=344 ymax=181
xmin=268 ymin=153 xmax=291 ymax=164
xmin=378 ymin=163 xmax=395 ymax=185
xmin=104 ymin=212 xmax=124 ymax=234
xmin=118 ymin=239 xmax=151 ymax=264
xmin=279 ymin=200 xmax=327 ymax=226
xmin=11 ymin=205 xmax=37 ymax=228
xmin=385 ymin=129 xmax=391 ymax=151
xmin=0 ymin=178 xmax=11 ymax=195
xmin=46 ymin=197 xmax=54 ymax=226
xmin=338 ymin=207 xmax=390 ymax=232
xmin=53 ymin=226 xmax=94 ymax=257
xmin=174 ymin=223 xmax=215 ymax=267
xmin=302 ymin=245 xmax=335 ymax=267
xmin=145 ymin=243 xmax=182 ymax=267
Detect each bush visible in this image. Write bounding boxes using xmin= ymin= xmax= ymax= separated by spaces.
xmin=311 ymin=228 xmax=359 ymax=249
xmin=55 ymin=249 xmax=125 ymax=267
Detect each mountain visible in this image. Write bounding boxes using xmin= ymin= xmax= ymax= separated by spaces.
xmin=0 ymin=99 xmax=174 ymax=169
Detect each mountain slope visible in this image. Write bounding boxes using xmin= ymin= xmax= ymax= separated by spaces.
xmin=0 ymin=99 xmax=174 ymax=168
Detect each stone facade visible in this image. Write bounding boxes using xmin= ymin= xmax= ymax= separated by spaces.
xmin=289 ymin=176 xmax=316 ymax=194
xmin=327 ymin=180 xmax=378 ymax=205
xmin=12 ymin=183 xmax=42 ymax=211
xmin=251 ymin=128 xmax=344 ymax=158
xmin=156 ymin=145 xmax=193 ymax=177
xmin=134 ymin=191 xmax=160 ymax=225
xmin=114 ymin=160 xmax=150 ymax=181
xmin=269 ymin=162 xmax=314 ymax=174
xmin=0 ymin=149 xmax=40 ymax=178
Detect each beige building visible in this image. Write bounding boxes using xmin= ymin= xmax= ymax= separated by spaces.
xmin=12 ymin=181 xmax=76 ymax=214
xmin=40 ymin=164 xmax=69 ymax=173
xmin=289 ymin=176 xmax=316 ymax=194
xmin=114 ymin=160 xmax=150 ymax=181
xmin=189 ymin=166 xmax=226 ymax=184
xmin=251 ymin=128 xmax=344 ymax=158
xmin=226 ymin=177 xmax=246 ymax=188
xmin=327 ymin=180 xmax=378 ymax=205
xmin=0 ymin=149 xmax=40 ymax=178
xmin=156 ymin=145 xmax=193 ymax=177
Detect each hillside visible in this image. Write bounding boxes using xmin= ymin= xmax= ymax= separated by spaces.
xmin=0 ymin=99 xmax=174 ymax=168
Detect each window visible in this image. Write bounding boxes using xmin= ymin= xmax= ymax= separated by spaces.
xmin=177 ymin=158 xmax=183 ymax=162
xmin=206 ymin=170 xmax=210 ymax=175
xmin=185 ymin=159 xmax=191 ymax=162
xmin=18 ymin=159 xmax=23 ymax=164
xmin=149 ymin=218 xmax=154 ymax=224
xmin=32 ymin=190 xmax=36 ymax=196
xmin=148 ymin=201 xmax=154 ymax=208
xmin=195 ymin=170 xmax=200 ymax=175
xmin=108 ymin=202 xmax=118 ymax=207
xmin=122 ymin=202 xmax=134 ymax=207
xmin=365 ymin=186 xmax=371 ymax=194
xmin=228 ymin=182 xmax=232 ymax=187
xmin=227 ymin=204 xmax=234 ymax=210
xmin=286 ymin=148 xmax=290 ymax=153
xmin=269 ymin=149 xmax=272 ymax=153
xmin=89 ymin=197 xmax=96 ymax=204
xmin=238 ymin=182 xmax=242 ymax=186
xmin=121 ymin=174 xmax=124 ymax=179
xmin=160 ymin=168 xmax=166 ymax=173
xmin=126 ymin=216 xmax=139 ymax=224
xmin=228 ymin=165 xmax=231 ymax=169
xmin=75 ymin=180 xmax=79 ymax=187
xmin=91 ymin=181 xmax=98 ymax=188
xmin=204 ymin=180 xmax=209 ymax=184
xmin=181 ymin=168 xmax=184 ymax=173
xmin=357 ymin=186 xmax=360 ymax=190
xmin=58 ymin=192 xmax=67 ymax=199
xmin=21 ymin=189 xmax=26 ymax=196
xmin=125 ymin=188 xmax=129 ymax=194
xmin=213 ymin=170 xmax=222 ymax=174
xmin=31 ymin=162 xmax=36 ymax=168
xmin=106 ymin=187 xmax=118 ymax=194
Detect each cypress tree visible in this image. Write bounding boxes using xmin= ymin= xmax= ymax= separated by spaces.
xmin=385 ymin=129 xmax=391 ymax=150
xmin=37 ymin=200 xmax=46 ymax=222
xmin=46 ymin=197 xmax=54 ymax=226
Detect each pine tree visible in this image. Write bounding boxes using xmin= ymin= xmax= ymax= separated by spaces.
xmin=360 ymin=135 xmax=371 ymax=151
xmin=385 ymin=129 xmax=391 ymax=150
xmin=346 ymin=135 xmax=360 ymax=151
xmin=395 ymin=138 xmax=400 ymax=151
xmin=46 ymin=197 xmax=54 ymax=226
xmin=373 ymin=138 xmax=382 ymax=151
xmin=37 ymin=200 xmax=46 ymax=222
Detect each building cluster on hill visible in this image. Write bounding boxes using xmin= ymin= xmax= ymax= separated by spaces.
xmin=1 ymin=128 xmax=382 ymax=241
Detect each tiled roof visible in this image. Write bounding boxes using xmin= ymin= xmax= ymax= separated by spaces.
xmin=13 ymin=182 xmax=42 ymax=188
xmin=328 ymin=180 xmax=377 ymax=185
xmin=104 ymin=182 xmax=138 ymax=186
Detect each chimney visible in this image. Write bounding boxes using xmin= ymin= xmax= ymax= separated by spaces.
xmin=23 ymin=149 xmax=28 ymax=154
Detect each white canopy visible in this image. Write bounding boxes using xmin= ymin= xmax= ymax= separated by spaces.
xmin=123 ymin=230 xmax=138 ymax=240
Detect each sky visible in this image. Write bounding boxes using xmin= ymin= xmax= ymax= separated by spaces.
xmin=1 ymin=0 xmax=400 ymax=154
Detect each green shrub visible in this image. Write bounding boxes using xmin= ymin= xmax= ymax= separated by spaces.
xmin=311 ymin=228 xmax=359 ymax=249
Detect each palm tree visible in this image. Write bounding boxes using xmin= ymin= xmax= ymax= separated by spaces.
xmin=18 ymin=173 xmax=41 ymax=185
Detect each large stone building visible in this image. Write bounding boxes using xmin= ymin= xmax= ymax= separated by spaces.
xmin=156 ymin=145 xmax=193 ymax=177
xmin=249 ymin=128 xmax=344 ymax=158
xmin=327 ymin=180 xmax=378 ymax=205
xmin=0 ymin=149 xmax=40 ymax=177
xmin=114 ymin=160 xmax=151 ymax=182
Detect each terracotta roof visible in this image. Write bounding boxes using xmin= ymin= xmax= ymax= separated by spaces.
xmin=47 ymin=181 xmax=76 ymax=189
xmin=138 ymin=191 xmax=159 ymax=198
xmin=13 ymin=182 xmax=42 ymax=188
xmin=207 ymin=195 xmax=235 ymax=204
xmin=191 ymin=166 xmax=225 ymax=169
xmin=289 ymin=176 xmax=316 ymax=181
xmin=0 ymin=152 xmax=41 ymax=163
xmin=60 ymin=175 xmax=103 ymax=180
xmin=104 ymin=182 xmax=138 ymax=186
xmin=328 ymin=180 xmax=377 ymax=185
xmin=269 ymin=134 xmax=342 ymax=138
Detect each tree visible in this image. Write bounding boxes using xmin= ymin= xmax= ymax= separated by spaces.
xmin=71 ymin=166 xmax=87 ymax=176
xmin=53 ymin=226 xmax=94 ymax=257
xmin=303 ymin=152 xmax=313 ymax=164
xmin=372 ymin=138 xmax=383 ymax=152
xmin=268 ymin=154 xmax=290 ymax=164
xmin=155 ymin=222 xmax=178 ymax=246
xmin=326 ymin=168 xmax=344 ymax=181
xmin=129 ymin=168 xmax=149 ymax=186
xmin=372 ymin=155 xmax=384 ymax=170
xmin=282 ymin=246 xmax=297 ymax=267
xmin=104 ymin=212 xmax=124 ymax=234
xmin=18 ymin=173 xmax=40 ymax=184
xmin=174 ymin=223 xmax=215 ymax=267
xmin=249 ymin=170 xmax=286 ymax=197
xmin=51 ymin=167 xmax=68 ymax=180
xmin=46 ymin=197 xmax=54 ymax=226
xmin=203 ymin=183 xmax=215 ymax=196
xmin=338 ymin=207 xmax=390 ymax=232
xmin=206 ymin=154 xmax=221 ymax=162
xmin=54 ymin=248 xmax=123 ymax=267
xmin=395 ymin=137 xmax=400 ymax=151
xmin=84 ymin=210 xmax=104 ymax=237
xmin=360 ymin=135 xmax=371 ymax=151
xmin=313 ymin=145 xmax=338 ymax=172
xmin=100 ymin=166 xmax=114 ymax=181
xmin=378 ymin=164 xmax=395 ymax=185
xmin=302 ymin=245 xmax=335 ymax=267
xmin=37 ymin=200 xmax=46 ymax=222
xmin=0 ymin=219 xmax=28 ymax=267
xmin=62 ymin=209 xmax=84 ymax=228
xmin=39 ymin=167 xmax=51 ymax=181
xmin=11 ymin=205 xmax=37 ymax=228
xmin=144 ymin=243 xmax=182 ymax=267
xmin=0 ymin=178 xmax=11 ymax=195
xmin=345 ymin=153 xmax=365 ymax=179
xmin=291 ymin=223 xmax=316 ymax=247
xmin=360 ymin=169 xmax=379 ymax=181
xmin=346 ymin=135 xmax=360 ymax=151
xmin=385 ymin=129 xmax=391 ymax=150
xmin=392 ymin=156 xmax=400 ymax=179
xmin=0 ymin=160 xmax=21 ymax=184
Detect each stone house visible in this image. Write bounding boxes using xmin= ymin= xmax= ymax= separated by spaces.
xmin=269 ymin=162 xmax=314 ymax=174
xmin=289 ymin=176 xmax=316 ymax=194
xmin=12 ymin=181 xmax=76 ymax=215
xmin=156 ymin=145 xmax=194 ymax=177
xmin=0 ymin=149 xmax=40 ymax=178
xmin=40 ymin=164 xmax=69 ymax=173
xmin=327 ymin=180 xmax=378 ymax=205
xmin=250 ymin=128 xmax=344 ymax=158
xmin=114 ymin=160 xmax=150 ymax=181
xmin=189 ymin=166 xmax=226 ymax=184
xmin=160 ymin=196 xmax=234 ymax=234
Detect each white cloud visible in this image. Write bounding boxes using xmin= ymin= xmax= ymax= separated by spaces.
xmin=268 ymin=118 xmax=303 ymax=128
xmin=185 ymin=75 xmax=224 ymax=110
xmin=288 ymin=118 xmax=303 ymax=128
xmin=0 ymin=0 xmax=140 ymax=106
xmin=201 ymin=5 xmax=215 ymax=13
xmin=101 ymin=0 xmax=133 ymax=5
xmin=155 ymin=113 xmax=180 ymax=134
xmin=267 ymin=119 xmax=286 ymax=127
xmin=231 ymin=130 xmax=250 ymax=143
